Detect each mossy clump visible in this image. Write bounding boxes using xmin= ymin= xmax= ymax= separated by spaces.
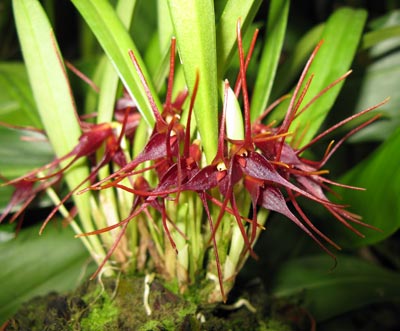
xmin=5 ymin=275 xmax=300 ymax=330
xmin=5 ymin=275 xmax=199 ymax=331
xmin=5 ymin=291 xmax=87 ymax=331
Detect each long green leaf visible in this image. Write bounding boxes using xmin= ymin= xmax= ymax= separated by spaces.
xmin=12 ymin=0 xmax=107 ymax=263
xmin=12 ymin=0 xmax=91 ymax=199
xmin=250 ymin=0 xmax=289 ymax=121
xmin=271 ymin=23 xmax=324 ymax=100
xmin=96 ymin=0 xmax=137 ymax=123
xmin=215 ymin=0 xmax=262 ymax=80
xmin=71 ymin=0 xmax=161 ymax=127
xmin=272 ymin=254 xmax=400 ymax=321
xmin=362 ymin=25 xmax=400 ymax=49
xmin=12 ymin=0 xmax=82 ymax=159
xmin=277 ymin=8 xmax=367 ymax=146
xmin=167 ymin=0 xmax=219 ymax=163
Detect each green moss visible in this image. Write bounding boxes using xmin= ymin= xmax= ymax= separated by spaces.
xmin=79 ymin=290 xmax=118 ymax=331
xmin=113 ymin=275 xmax=199 ymax=330
xmin=138 ymin=320 xmax=162 ymax=331
xmin=8 ymin=274 xmax=292 ymax=330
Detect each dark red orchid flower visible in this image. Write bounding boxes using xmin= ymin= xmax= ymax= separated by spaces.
xmin=0 ymin=92 xmax=139 ymax=232
xmin=2 ymin=16 xmax=386 ymax=305
xmin=76 ymin=20 xmax=386 ymax=303
xmin=83 ymin=39 xmax=190 ymax=193
xmin=228 ymin=22 xmax=385 ymax=259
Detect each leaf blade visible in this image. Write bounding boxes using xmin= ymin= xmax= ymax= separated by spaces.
xmin=215 ymin=0 xmax=262 ymax=80
xmin=250 ymin=0 xmax=290 ymax=121
xmin=0 ymin=224 xmax=94 ymax=324
xmin=71 ymin=0 xmax=161 ymax=127
xmin=167 ymin=0 xmax=219 ymax=163
xmin=277 ymin=8 xmax=367 ymax=146
xmin=272 ymin=254 xmax=400 ymax=321
xmin=333 ymin=127 xmax=400 ymax=247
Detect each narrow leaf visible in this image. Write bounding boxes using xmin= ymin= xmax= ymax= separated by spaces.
xmin=215 ymin=0 xmax=262 ymax=79
xmin=96 ymin=0 xmax=138 ymax=123
xmin=362 ymin=25 xmax=400 ymax=50
xmin=13 ymin=0 xmax=82 ymax=159
xmin=250 ymin=0 xmax=289 ymax=121
xmin=277 ymin=8 xmax=367 ymax=146
xmin=167 ymin=0 xmax=219 ymax=163
xmin=71 ymin=0 xmax=161 ymax=127
xmin=13 ymin=0 xmax=107 ymax=262
xmin=12 ymin=0 xmax=92 ymax=205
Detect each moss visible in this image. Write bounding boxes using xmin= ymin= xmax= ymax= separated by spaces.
xmin=138 ymin=320 xmax=161 ymax=331
xmin=6 ymin=292 xmax=86 ymax=331
xmin=113 ymin=275 xmax=198 ymax=330
xmin=79 ymin=288 xmax=118 ymax=331
xmin=6 ymin=274 xmax=299 ymax=330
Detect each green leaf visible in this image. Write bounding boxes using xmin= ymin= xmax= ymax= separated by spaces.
xmin=331 ymin=127 xmax=400 ymax=247
xmin=0 ymin=63 xmax=41 ymax=128
xmin=271 ymin=23 xmax=324 ymax=100
xmin=13 ymin=0 xmax=107 ymax=263
xmin=167 ymin=0 xmax=219 ymax=163
xmin=0 ymin=223 xmax=95 ymax=324
xmin=334 ymin=51 xmax=400 ymax=142
xmin=250 ymin=0 xmax=289 ymax=121
xmin=0 ymin=127 xmax=53 ymax=179
xmin=215 ymin=0 xmax=262 ymax=79
xmin=0 ymin=126 xmax=54 ymax=212
xmin=12 ymin=0 xmax=82 ymax=160
xmin=12 ymin=0 xmax=90 ymax=198
xmin=71 ymin=0 xmax=161 ymax=127
xmin=362 ymin=25 xmax=400 ymax=50
xmin=275 ymin=8 xmax=367 ymax=146
xmin=345 ymin=11 xmax=400 ymax=141
xmin=96 ymin=0 xmax=137 ymax=124
xmin=157 ymin=0 xmax=174 ymax=55
xmin=272 ymin=254 xmax=400 ymax=321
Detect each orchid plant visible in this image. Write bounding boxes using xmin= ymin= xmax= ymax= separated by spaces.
xmin=1 ymin=0 xmax=400 ymax=328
